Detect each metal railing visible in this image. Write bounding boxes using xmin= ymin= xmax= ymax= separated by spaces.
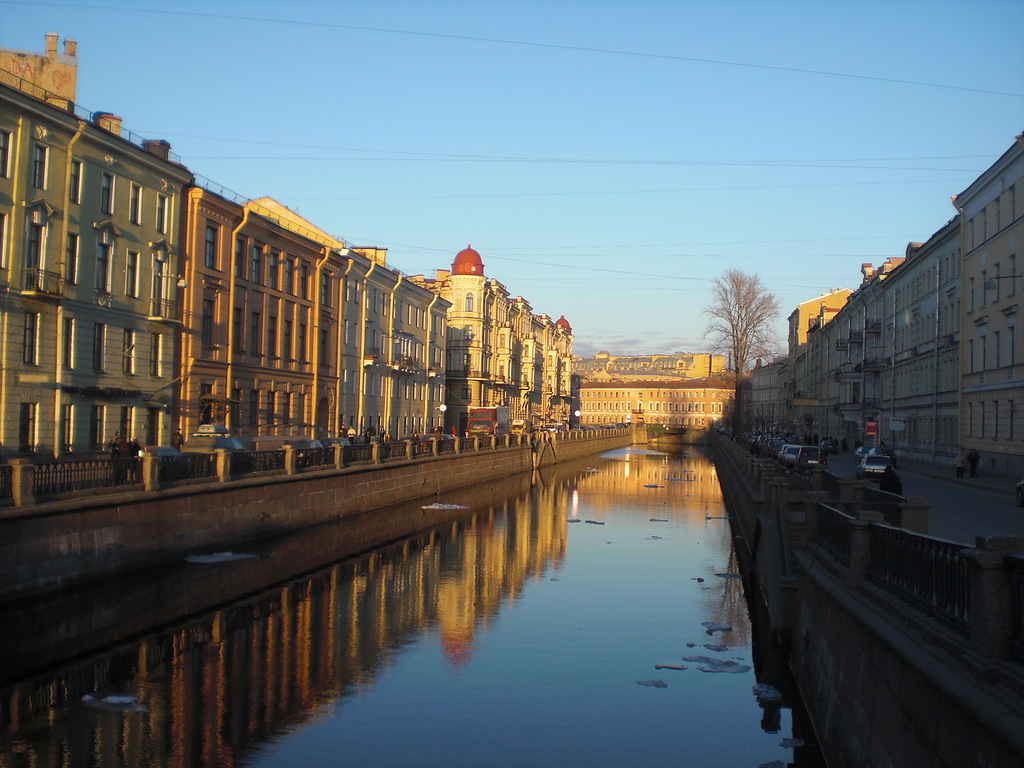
xmin=1007 ymin=555 xmax=1024 ymax=662
xmin=816 ymin=503 xmax=853 ymax=566
xmin=867 ymin=524 xmax=969 ymax=636
xmin=295 ymin=446 xmax=333 ymax=469
xmin=21 ymin=268 xmax=64 ymax=295
xmin=33 ymin=457 xmax=141 ymax=496
xmin=231 ymin=450 xmax=285 ymax=476
xmin=158 ymin=453 xmax=217 ymax=483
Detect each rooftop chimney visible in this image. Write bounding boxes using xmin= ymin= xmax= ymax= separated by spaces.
xmin=44 ymin=32 xmax=57 ymax=58
xmin=93 ymin=112 xmax=123 ymax=135
xmin=64 ymin=38 xmax=77 ymax=58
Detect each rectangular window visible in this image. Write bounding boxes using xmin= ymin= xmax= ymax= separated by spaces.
xmin=149 ymin=332 xmax=161 ymax=377
xmin=268 ymin=249 xmax=280 ymax=290
xmin=234 ymin=237 xmax=245 ymax=278
xmin=125 ymin=251 xmax=139 ymax=297
xmin=63 ymin=317 xmax=74 ymax=368
xmin=89 ymin=404 xmax=105 ymax=450
xmin=129 ymin=183 xmax=141 ymax=224
xmin=32 ymin=143 xmax=47 ymax=189
xmin=0 ymin=211 xmax=7 ymax=269
xmin=267 ymin=391 xmax=276 ymax=425
xmin=284 ymin=258 xmax=294 ymax=294
xmin=61 ymin=404 xmax=73 ymax=453
xmin=155 ymin=194 xmax=169 ymax=233
xmin=69 ymin=159 xmax=82 ymax=202
xmin=0 ymin=130 xmax=10 ymax=177
xmin=122 ymin=328 xmax=135 ymax=374
xmin=319 ymin=328 xmax=329 ymax=368
xmin=92 ymin=323 xmax=105 ymax=371
xmin=297 ymin=323 xmax=307 ymax=362
xmin=320 ymin=273 xmax=331 ymax=307
xmin=18 ymin=403 xmax=37 ymax=452
xmin=65 ymin=233 xmax=79 ymax=284
xmin=204 ymin=223 xmax=219 ymax=269
xmin=267 ymin=315 xmax=278 ymax=357
xmin=249 ymin=312 xmax=261 ymax=355
xmin=249 ymin=389 xmax=259 ymax=427
xmin=283 ymin=318 xmax=293 ymax=359
xmin=299 ymin=265 xmax=308 ymax=299
xmin=23 ymin=312 xmax=38 ymax=365
xmin=95 ymin=234 xmax=113 ymax=291
xmin=250 ymin=245 xmax=262 ymax=284
xmin=100 ymin=172 xmax=114 ymax=214
xmin=233 ymin=306 xmax=243 ymax=351
xmin=25 ymin=217 xmax=44 ymax=271
xmin=201 ymin=299 xmax=215 ymax=345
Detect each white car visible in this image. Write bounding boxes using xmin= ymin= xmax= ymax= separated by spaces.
xmin=777 ymin=444 xmax=801 ymax=467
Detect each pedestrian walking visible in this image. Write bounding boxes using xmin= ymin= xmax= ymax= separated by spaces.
xmin=954 ymin=450 xmax=966 ymax=479
xmin=171 ymin=429 xmax=184 ymax=450
xmin=967 ymin=449 xmax=981 ymax=480
xmin=879 ymin=465 xmax=903 ymax=496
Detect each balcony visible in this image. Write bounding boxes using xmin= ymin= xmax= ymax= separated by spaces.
xmin=865 ymin=322 xmax=881 ymax=335
xmin=149 ymin=297 xmax=179 ymax=321
xmin=835 ymin=340 xmax=848 ymax=351
xmin=21 ymin=268 xmax=64 ymax=297
xmin=848 ymin=332 xmax=863 ymax=344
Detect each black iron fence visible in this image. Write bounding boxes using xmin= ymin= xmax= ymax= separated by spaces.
xmin=158 ymin=454 xmax=217 ymax=484
xmin=33 ymin=457 xmax=141 ymax=497
xmin=231 ymin=450 xmax=285 ymax=476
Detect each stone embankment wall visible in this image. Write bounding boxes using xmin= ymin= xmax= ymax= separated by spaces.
xmin=0 ymin=431 xmax=633 ymax=602
xmin=708 ymin=432 xmax=1024 ymax=768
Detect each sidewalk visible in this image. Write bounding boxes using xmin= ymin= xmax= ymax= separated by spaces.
xmin=829 ymin=450 xmax=1017 ymax=499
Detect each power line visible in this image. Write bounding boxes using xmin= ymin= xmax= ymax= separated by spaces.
xmin=5 ymin=1 xmax=1021 ymax=97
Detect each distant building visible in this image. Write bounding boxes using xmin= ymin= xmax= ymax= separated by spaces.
xmin=0 ymin=35 xmax=192 ymax=456
xmin=578 ymin=379 xmax=733 ymax=429
xmin=749 ymin=358 xmax=786 ymax=433
xmin=409 ymin=246 xmax=573 ymax=434
xmin=575 ymin=351 xmax=725 ymax=381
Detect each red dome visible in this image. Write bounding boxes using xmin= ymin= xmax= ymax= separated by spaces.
xmin=452 ymin=245 xmax=484 ymax=276
xmin=555 ymin=315 xmax=572 ymax=333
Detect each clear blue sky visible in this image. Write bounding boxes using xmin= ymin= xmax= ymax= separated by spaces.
xmin=4 ymin=0 xmax=1023 ymax=357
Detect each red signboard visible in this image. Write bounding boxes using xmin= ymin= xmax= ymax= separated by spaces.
xmin=864 ymin=420 xmax=877 ymax=436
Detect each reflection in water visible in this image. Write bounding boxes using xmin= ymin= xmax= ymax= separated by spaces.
xmin=0 ymin=448 xmax=820 ymax=767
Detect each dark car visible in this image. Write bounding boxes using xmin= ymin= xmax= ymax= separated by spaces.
xmin=857 ymin=454 xmax=893 ymax=480
xmin=796 ymin=446 xmax=827 ymax=471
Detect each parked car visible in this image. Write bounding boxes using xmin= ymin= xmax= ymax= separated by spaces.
xmin=820 ymin=438 xmax=838 ymax=454
xmin=777 ymin=444 xmax=801 ymax=467
xmin=142 ymin=445 xmax=182 ymax=458
xmin=181 ymin=435 xmax=245 ymax=453
xmin=796 ymin=446 xmax=827 ymax=471
xmin=1016 ymin=477 xmax=1024 ymax=507
xmin=320 ymin=437 xmax=352 ymax=448
xmin=857 ymin=454 xmax=893 ymax=480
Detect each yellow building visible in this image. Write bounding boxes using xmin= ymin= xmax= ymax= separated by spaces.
xmin=0 ymin=35 xmax=191 ymax=456
xmin=579 ymin=379 xmax=733 ymax=429
xmin=409 ymin=246 xmax=573 ymax=434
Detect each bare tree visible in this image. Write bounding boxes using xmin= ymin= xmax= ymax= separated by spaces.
xmin=704 ymin=269 xmax=780 ymax=432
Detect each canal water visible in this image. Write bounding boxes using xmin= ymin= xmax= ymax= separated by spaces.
xmin=0 ymin=446 xmax=822 ymax=767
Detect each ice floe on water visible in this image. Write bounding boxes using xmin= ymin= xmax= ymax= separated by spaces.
xmin=700 ymin=621 xmax=732 ymax=633
xmin=714 ymin=572 xmax=742 ymax=579
xmin=422 ymin=503 xmax=468 ymax=510
xmin=780 ymin=738 xmax=805 ymax=748
xmin=82 ymin=694 xmax=148 ymax=713
xmin=649 ymin=518 xmax=668 ymax=522
xmin=680 ymin=656 xmax=752 ymax=674
xmin=185 ymin=552 xmax=259 ymax=564
xmin=643 ymin=484 xmax=664 ymax=488
xmin=636 ymin=679 xmax=668 ymax=688
xmin=752 ymin=683 xmax=783 ymax=704
xmin=703 ymin=644 xmax=728 ymax=652
xmin=584 ymin=520 xmax=605 ymax=525
xmin=566 ymin=518 xmax=581 ymax=523
xmin=654 ymin=664 xmax=686 ymax=671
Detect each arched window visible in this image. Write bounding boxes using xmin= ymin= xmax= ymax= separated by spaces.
xmin=465 ymin=293 xmax=474 ymax=312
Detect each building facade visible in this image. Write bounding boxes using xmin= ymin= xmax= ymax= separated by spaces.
xmin=0 ymin=36 xmax=191 ymax=457
xmin=954 ymin=133 xmax=1024 ymax=478
xmin=578 ymin=379 xmax=733 ymax=429
xmin=410 ymin=246 xmax=573 ymax=434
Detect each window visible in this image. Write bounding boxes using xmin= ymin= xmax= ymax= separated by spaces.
xmin=63 ymin=317 xmax=74 ymax=368
xmin=267 ymin=315 xmax=278 ymax=357
xmin=203 ymin=223 xmax=219 ymax=269
xmin=122 ymin=328 xmax=135 ymax=374
xmin=92 ymin=323 xmax=106 ymax=371
xmin=65 ymin=233 xmax=79 ymax=284
xmin=89 ymin=404 xmax=105 ymax=450
xmin=18 ymin=403 xmax=37 ymax=452
xmin=155 ymin=194 xmax=169 ymax=233
xmin=284 ymin=258 xmax=294 ymax=294
xmin=249 ymin=389 xmax=259 ymax=427
xmin=69 ymin=159 xmax=82 ymax=202
xmin=0 ymin=130 xmax=10 ymax=178
xmin=320 ymin=272 xmax=331 ymax=307
xmin=233 ymin=306 xmax=243 ymax=350
xmin=100 ymin=172 xmax=114 ymax=214
xmin=297 ymin=323 xmax=307 ymax=362
xmin=25 ymin=209 xmax=46 ymax=271
xmin=319 ymin=328 xmax=329 ymax=366
xmin=149 ymin=332 xmax=161 ymax=376
xmin=234 ymin=237 xmax=245 ymax=278
xmin=61 ymin=404 xmax=73 ymax=453
xmin=23 ymin=312 xmax=38 ymax=364
xmin=201 ymin=299 xmax=215 ymax=346
xmin=125 ymin=251 xmax=139 ymax=297
xmin=95 ymin=230 xmax=114 ymax=291
xmin=268 ymin=249 xmax=279 ymax=290
xmin=299 ymin=264 xmax=308 ymax=299
xmin=465 ymin=293 xmax=474 ymax=312
xmin=32 ymin=143 xmax=47 ymax=189
xmin=249 ymin=312 xmax=261 ymax=355
xmin=282 ymin=318 xmax=293 ymax=359
xmin=250 ymin=245 xmax=262 ymax=284
xmin=0 ymin=211 xmax=7 ymax=269
xmin=129 ymin=183 xmax=141 ymax=223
